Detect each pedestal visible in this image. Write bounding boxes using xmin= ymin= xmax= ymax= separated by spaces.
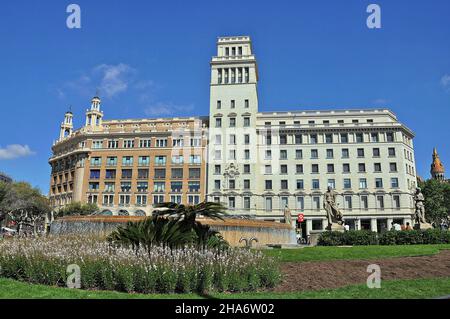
xmin=415 ymin=223 xmax=433 ymax=230
xmin=327 ymin=222 xmax=345 ymax=232
xmin=309 ymin=230 xmax=325 ymax=247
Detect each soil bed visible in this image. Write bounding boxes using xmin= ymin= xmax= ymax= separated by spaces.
xmin=274 ymin=250 xmax=450 ymax=292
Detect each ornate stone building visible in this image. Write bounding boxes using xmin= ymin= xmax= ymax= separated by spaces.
xmin=50 ymin=35 xmax=418 ymax=234
xmin=49 ymin=97 xmax=208 ymax=216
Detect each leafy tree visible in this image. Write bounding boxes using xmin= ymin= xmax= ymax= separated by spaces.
xmin=0 ymin=182 xmax=51 ymax=235
xmin=56 ymin=202 xmax=99 ymax=217
xmin=418 ymin=179 xmax=450 ymax=226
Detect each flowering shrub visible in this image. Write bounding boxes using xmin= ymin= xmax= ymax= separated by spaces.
xmin=0 ymin=236 xmax=280 ymax=294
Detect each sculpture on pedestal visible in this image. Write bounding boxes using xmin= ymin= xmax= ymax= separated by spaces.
xmin=283 ymin=205 xmax=292 ymax=227
xmin=323 ymin=186 xmax=344 ymax=231
xmin=413 ymin=187 xmax=432 ymax=229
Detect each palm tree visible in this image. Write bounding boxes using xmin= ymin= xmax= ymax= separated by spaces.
xmin=108 ymin=202 xmax=229 ymax=250
xmin=153 ymin=201 xmax=228 ymax=225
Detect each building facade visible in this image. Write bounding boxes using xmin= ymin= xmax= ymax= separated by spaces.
xmin=50 ymin=35 xmax=418 ymax=234
xmin=206 ymin=36 xmax=417 ymax=234
xmin=49 ymin=98 xmax=208 ymax=216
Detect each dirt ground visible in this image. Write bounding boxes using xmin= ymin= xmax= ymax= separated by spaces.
xmin=273 ymin=250 xmax=450 ymax=292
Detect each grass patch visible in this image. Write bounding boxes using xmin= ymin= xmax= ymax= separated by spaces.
xmin=262 ymin=244 xmax=450 ymax=262
xmin=1 ymin=277 xmax=449 ymax=299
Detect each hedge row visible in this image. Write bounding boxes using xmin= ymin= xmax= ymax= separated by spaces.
xmin=318 ymin=229 xmax=450 ymax=246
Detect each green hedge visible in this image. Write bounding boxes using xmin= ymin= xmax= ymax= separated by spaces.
xmin=318 ymin=229 xmax=450 ymax=246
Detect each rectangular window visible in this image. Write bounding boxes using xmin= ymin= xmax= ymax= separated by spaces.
xmin=265 ymin=165 xmax=272 ymax=174
xmin=356 ymin=133 xmax=364 ymax=143
xmin=311 ymin=149 xmax=318 ymax=159
xmin=89 ymin=169 xmax=100 ymax=179
xmin=281 ymin=180 xmax=288 ymax=190
xmin=153 ymin=195 xmax=165 ymax=204
xmin=296 ymin=164 xmax=304 ymax=174
xmin=295 ymin=135 xmax=303 ymax=144
xmin=325 ymin=134 xmax=333 ymax=144
xmin=312 ymin=179 xmax=320 ymax=189
xmin=358 ymin=163 xmax=366 ymax=173
xmin=229 ymin=180 xmax=235 ymax=190
xmin=389 ymin=148 xmax=396 ymax=157
xmin=105 ymin=169 xmax=116 ymax=179
xmin=342 ymin=149 xmax=349 ymax=158
xmin=137 ymin=182 xmax=148 ymax=192
xmin=343 ymin=178 xmax=352 ymax=189
xmin=375 ymin=178 xmax=383 ymax=188
xmin=217 ymin=100 xmax=221 ymax=109
xmin=345 ymin=196 xmax=353 ymax=210
xmin=357 ymin=148 xmax=365 ymax=157
xmin=155 ymin=139 xmax=167 ymax=148
xmin=327 ymin=179 xmax=336 ymax=189
xmin=244 ymin=134 xmax=250 ymax=144
xmin=188 ymin=181 xmax=200 ymax=192
xmin=136 ymin=195 xmax=147 ymax=206
xmin=171 ymin=168 xmax=183 ymax=179
xmin=214 ymin=180 xmax=221 ymax=190
xmin=391 ymin=177 xmax=399 ymax=188
xmin=244 ymin=99 xmax=249 ymax=108
xmin=106 ymin=156 xmax=117 ymax=166
xmin=229 ymin=134 xmax=236 ymax=145
xmin=393 ymin=195 xmax=401 ymax=209
xmin=138 ymin=156 xmax=149 ymax=166
xmin=244 ymin=117 xmax=250 ymax=127
xmin=310 ymin=134 xmax=318 ymax=144
xmin=90 ymin=157 xmax=102 ymax=166
xmin=92 ymin=140 xmax=103 ymax=149
xmin=280 ymin=150 xmax=287 ymax=160
xmin=265 ymin=197 xmax=272 ymax=212
xmin=137 ymin=169 xmax=149 ymax=179
xmin=155 ymin=156 xmax=166 ymax=165
xmin=244 ymin=179 xmax=250 ymax=189
xmin=122 ymin=156 xmax=134 ymax=166
xmin=280 ymin=134 xmax=287 ymax=145
xmin=214 ymin=165 xmax=221 ymax=175
xmin=229 ymin=118 xmax=236 ymax=127
xmin=120 ymin=182 xmax=131 ymax=192
xmin=340 ymin=133 xmax=349 ymax=143
xmin=230 ymin=100 xmax=235 ymax=109
xmin=154 ymin=169 xmax=166 ymax=179
xmin=296 ymin=196 xmax=305 ymax=211
xmin=280 ymin=165 xmax=288 ymax=174
xmin=215 ymin=118 xmax=222 ymax=128
xmin=390 ymin=163 xmax=398 ymax=172
xmin=359 ymin=178 xmax=367 ymax=189
xmin=108 ymin=140 xmax=119 ymax=149
xmin=139 ymin=139 xmax=151 ymax=148
xmin=171 ymin=181 xmax=183 ymax=192
xmin=371 ymin=133 xmax=379 ymax=142
xmin=343 ymin=163 xmax=350 ymax=173
xmin=172 ymin=155 xmax=184 ymax=165
xmin=312 ymin=164 xmax=319 ymax=173
xmin=121 ymin=169 xmax=132 ymax=179
xmin=244 ymin=197 xmax=250 ymax=210
xmin=313 ymin=197 xmax=320 ymax=210
xmin=244 ymin=164 xmax=250 ymax=174
xmin=170 ymin=195 xmax=182 ymax=204
xmin=377 ymin=195 xmax=385 ymax=210
xmin=265 ymin=180 xmax=272 ymax=190
xmin=326 ymin=149 xmax=334 ymax=159
xmin=123 ymin=139 xmax=134 ymax=148
xmin=189 ymin=168 xmax=200 ymax=179
xmin=374 ymin=163 xmax=382 ymax=172
xmin=154 ymin=182 xmax=165 ymax=193
xmin=295 ymin=149 xmax=303 ymax=159
xmin=361 ymin=196 xmax=369 ymax=210
xmin=386 ymin=132 xmax=394 ymax=142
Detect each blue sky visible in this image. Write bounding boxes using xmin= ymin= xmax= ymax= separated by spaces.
xmin=0 ymin=0 xmax=449 ymax=193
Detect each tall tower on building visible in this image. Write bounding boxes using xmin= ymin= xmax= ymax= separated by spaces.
xmin=59 ymin=110 xmax=73 ymax=141
xmin=207 ymin=36 xmax=259 ymax=213
xmin=85 ymin=95 xmax=103 ymax=129
xmin=431 ymin=148 xmax=445 ymax=181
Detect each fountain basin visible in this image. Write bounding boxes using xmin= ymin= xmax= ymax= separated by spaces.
xmin=50 ymin=216 xmax=297 ymax=247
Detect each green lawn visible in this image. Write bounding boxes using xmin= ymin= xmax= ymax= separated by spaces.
xmin=262 ymin=244 xmax=450 ymax=262
xmin=1 ymin=277 xmax=449 ymax=299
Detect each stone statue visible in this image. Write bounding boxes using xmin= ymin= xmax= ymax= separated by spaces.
xmin=323 ymin=186 xmax=344 ymax=231
xmin=283 ymin=205 xmax=292 ymax=226
xmin=413 ymin=187 xmax=432 ymax=229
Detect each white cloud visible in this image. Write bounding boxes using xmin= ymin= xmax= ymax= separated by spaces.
xmin=94 ymin=63 xmax=136 ymax=98
xmin=0 ymin=145 xmax=35 ymax=160
xmin=441 ymin=74 xmax=450 ymax=90
xmin=144 ymin=102 xmax=194 ymax=117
